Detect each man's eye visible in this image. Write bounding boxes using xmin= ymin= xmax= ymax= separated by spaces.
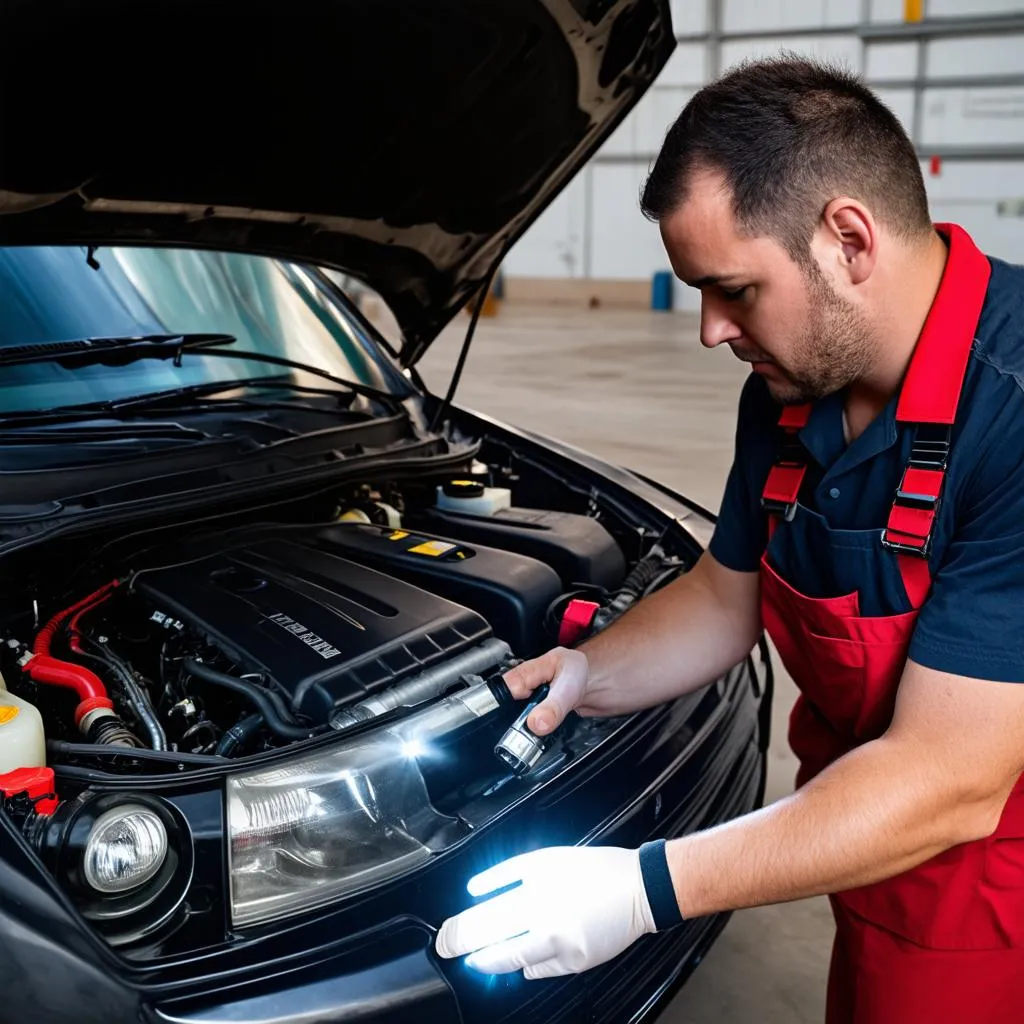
xmin=721 ymin=286 xmax=749 ymax=302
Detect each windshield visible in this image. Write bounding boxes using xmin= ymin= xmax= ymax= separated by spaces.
xmin=0 ymin=247 xmax=407 ymax=413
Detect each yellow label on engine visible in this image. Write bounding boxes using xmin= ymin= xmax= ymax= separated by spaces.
xmin=0 ymin=706 xmax=19 ymax=725
xmin=389 ymin=530 xmax=410 ymax=541
xmin=408 ymin=540 xmax=457 ymax=557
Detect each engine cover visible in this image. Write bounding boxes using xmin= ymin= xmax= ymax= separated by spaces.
xmin=135 ymin=538 xmax=492 ymax=723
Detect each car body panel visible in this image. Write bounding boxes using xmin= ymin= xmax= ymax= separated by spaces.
xmin=4 ymin=656 xmax=767 ymax=1024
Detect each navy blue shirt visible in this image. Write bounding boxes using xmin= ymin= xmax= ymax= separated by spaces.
xmin=710 ymin=253 xmax=1024 ymax=683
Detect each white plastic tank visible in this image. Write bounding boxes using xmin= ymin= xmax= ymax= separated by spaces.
xmin=435 ymin=479 xmax=512 ymax=516
xmin=0 ymin=670 xmax=46 ymax=773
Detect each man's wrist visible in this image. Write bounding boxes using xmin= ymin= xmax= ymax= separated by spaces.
xmin=638 ymin=839 xmax=685 ymax=930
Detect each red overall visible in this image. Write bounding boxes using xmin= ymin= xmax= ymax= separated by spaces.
xmin=759 ymin=224 xmax=1024 ymax=1023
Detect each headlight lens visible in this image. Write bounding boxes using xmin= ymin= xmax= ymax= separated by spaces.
xmin=83 ymin=804 xmax=168 ymax=894
xmin=227 ymin=735 xmax=453 ymax=927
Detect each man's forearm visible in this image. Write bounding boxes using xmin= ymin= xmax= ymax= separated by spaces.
xmin=578 ymin=552 xmax=761 ymax=717
xmin=665 ymin=731 xmax=1003 ymax=918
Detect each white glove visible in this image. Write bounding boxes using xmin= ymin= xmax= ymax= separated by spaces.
xmin=435 ymin=844 xmax=673 ymax=980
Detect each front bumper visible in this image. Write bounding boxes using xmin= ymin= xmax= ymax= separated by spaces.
xmin=1 ymin=640 xmax=768 ymax=1024
xmin=141 ymin=654 xmax=768 ymax=1024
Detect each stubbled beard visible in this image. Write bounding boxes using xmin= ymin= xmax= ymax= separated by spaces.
xmin=765 ymin=264 xmax=874 ymax=406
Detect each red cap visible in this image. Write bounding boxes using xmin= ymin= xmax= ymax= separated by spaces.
xmin=558 ymin=598 xmax=600 ymax=647
xmin=0 ymin=766 xmax=57 ymax=815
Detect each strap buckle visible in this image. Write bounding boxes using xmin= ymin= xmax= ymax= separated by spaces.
xmin=760 ymin=496 xmax=800 ymax=522
xmin=881 ymin=424 xmax=949 ymax=560
xmin=774 ymin=434 xmax=805 ymax=468
xmin=892 ymin=488 xmax=939 ymax=512
xmin=907 ymin=424 xmax=951 ymax=471
xmin=760 ymin=410 xmax=811 ymax=525
xmin=880 ymin=528 xmax=933 ymax=559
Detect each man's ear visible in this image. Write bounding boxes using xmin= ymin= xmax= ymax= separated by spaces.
xmin=817 ymin=198 xmax=877 ymax=286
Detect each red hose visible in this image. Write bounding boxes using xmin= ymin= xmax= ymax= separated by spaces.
xmin=27 ymin=580 xmax=120 ymax=726
xmin=66 ymin=584 xmax=119 ymax=655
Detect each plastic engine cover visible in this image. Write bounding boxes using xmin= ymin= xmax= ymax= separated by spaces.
xmin=410 ymin=506 xmax=626 ymax=590
xmin=315 ymin=523 xmax=563 ymax=656
xmin=134 ymin=538 xmax=491 ymax=724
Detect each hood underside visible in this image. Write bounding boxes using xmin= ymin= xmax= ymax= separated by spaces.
xmin=0 ymin=0 xmax=674 ymax=362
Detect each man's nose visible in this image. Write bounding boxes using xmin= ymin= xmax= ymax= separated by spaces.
xmin=699 ymin=298 xmax=742 ymax=349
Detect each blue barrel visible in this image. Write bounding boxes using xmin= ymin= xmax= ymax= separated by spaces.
xmin=651 ymin=270 xmax=673 ymax=311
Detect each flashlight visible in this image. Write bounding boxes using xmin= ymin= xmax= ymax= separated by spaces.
xmin=494 ymin=684 xmax=551 ymax=775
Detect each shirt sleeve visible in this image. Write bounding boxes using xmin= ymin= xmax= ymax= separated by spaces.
xmin=910 ymin=387 xmax=1024 ymax=683
xmin=709 ymin=374 xmax=777 ymax=573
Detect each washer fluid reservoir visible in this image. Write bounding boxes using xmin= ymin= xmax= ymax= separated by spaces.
xmin=0 ymin=670 xmax=46 ymax=772
xmin=436 ymin=479 xmax=512 ymax=516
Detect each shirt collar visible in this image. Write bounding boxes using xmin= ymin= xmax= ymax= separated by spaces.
xmin=800 ymin=388 xmax=899 ymax=476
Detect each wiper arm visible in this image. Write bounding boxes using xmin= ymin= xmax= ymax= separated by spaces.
xmin=0 ymin=333 xmax=237 ymax=369
xmin=0 ymin=334 xmax=401 ymax=410
xmin=106 ymin=376 xmax=368 ymax=412
xmin=185 ymin=347 xmax=401 ymax=409
xmin=0 ymin=378 xmax=382 ymax=428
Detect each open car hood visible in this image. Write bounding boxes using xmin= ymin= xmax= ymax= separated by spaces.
xmin=0 ymin=0 xmax=674 ymax=364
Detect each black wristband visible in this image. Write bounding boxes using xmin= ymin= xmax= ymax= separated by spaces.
xmin=639 ymin=839 xmax=684 ymax=931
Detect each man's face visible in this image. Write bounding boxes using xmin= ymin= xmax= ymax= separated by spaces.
xmin=659 ymin=169 xmax=871 ymax=405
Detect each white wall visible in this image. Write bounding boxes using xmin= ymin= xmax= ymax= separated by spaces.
xmin=506 ymin=0 xmax=1024 ymax=298
xmin=503 ymin=174 xmax=587 ymax=279
xmin=924 ymin=159 xmax=1024 ymax=257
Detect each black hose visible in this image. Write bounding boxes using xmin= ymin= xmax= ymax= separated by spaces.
xmin=619 ymin=543 xmax=667 ymax=597
xmin=216 ymin=713 xmax=265 ymax=757
xmin=82 ymin=640 xmax=167 ymax=751
xmin=85 ymin=714 xmax=144 ymax=748
xmin=182 ymin=660 xmax=325 ymax=741
xmin=641 ymin=564 xmax=683 ymax=598
xmin=590 ymin=544 xmax=671 ymax=633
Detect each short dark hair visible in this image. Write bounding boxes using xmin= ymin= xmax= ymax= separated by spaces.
xmin=640 ymin=57 xmax=932 ymax=262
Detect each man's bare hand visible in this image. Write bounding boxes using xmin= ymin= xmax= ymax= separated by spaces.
xmin=502 ymin=648 xmax=590 ymax=735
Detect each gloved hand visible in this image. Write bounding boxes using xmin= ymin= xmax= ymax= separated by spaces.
xmin=434 ymin=841 xmax=683 ymax=980
xmin=502 ymin=647 xmax=591 ymax=737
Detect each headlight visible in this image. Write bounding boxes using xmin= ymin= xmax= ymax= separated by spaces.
xmin=227 ymin=681 xmax=502 ymax=927
xmin=228 ymin=740 xmax=445 ymax=926
xmin=83 ymin=805 xmax=168 ymax=893
xmin=25 ymin=791 xmax=193 ymax=947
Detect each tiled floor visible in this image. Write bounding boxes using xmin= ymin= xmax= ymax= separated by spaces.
xmin=415 ymin=303 xmax=834 ymax=1023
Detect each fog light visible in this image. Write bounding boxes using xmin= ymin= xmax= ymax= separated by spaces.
xmin=83 ymin=804 xmax=168 ymax=894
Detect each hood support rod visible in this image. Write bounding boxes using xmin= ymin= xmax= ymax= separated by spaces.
xmin=429 ymin=248 xmax=506 ymax=433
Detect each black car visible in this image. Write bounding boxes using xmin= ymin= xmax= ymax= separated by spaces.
xmin=0 ymin=2 xmax=772 ymax=1021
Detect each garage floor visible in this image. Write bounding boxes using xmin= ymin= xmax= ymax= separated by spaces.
xmin=415 ymin=304 xmax=834 ymax=1023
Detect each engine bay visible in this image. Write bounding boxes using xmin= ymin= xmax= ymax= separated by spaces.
xmin=0 ymin=460 xmax=683 ymax=768
xmin=0 ymin=447 xmax=698 ymax=950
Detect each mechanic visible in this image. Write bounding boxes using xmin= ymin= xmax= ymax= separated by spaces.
xmin=435 ymin=58 xmax=1024 ymax=1022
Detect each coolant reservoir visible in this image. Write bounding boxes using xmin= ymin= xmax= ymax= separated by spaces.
xmin=436 ymin=480 xmax=512 ymax=516
xmin=0 ymin=670 xmax=46 ymax=772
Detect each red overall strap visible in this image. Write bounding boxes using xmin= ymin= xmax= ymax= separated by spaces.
xmin=762 ymin=402 xmax=813 ymax=537
xmin=759 ymin=224 xmax=991 ymax=606
xmin=882 ymin=223 xmax=992 ymax=606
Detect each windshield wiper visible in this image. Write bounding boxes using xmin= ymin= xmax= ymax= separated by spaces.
xmin=0 ymin=378 xmax=389 ymax=428
xmin=0 ymin=334 xmax=402 ymax=411
xmin=105 ymin=376 xmax=369 ymax=412
xmin=0 ymin=333 xmax=237 ymax=369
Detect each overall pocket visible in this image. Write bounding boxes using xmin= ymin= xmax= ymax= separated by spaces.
xmin=804 ymin=624 xmax=915 ymax=740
